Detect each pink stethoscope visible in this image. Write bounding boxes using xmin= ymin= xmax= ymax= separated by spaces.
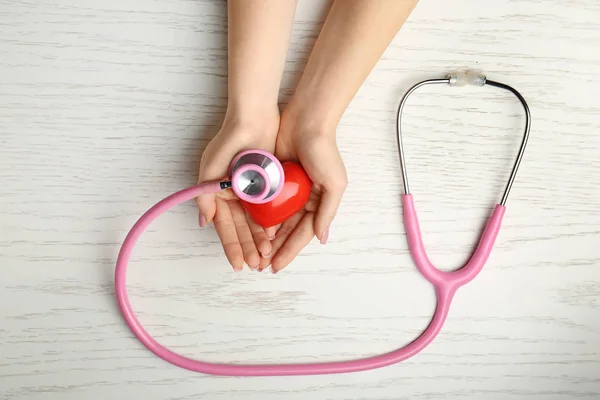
xmin=115 ymin=71 xmax=531 ymax=376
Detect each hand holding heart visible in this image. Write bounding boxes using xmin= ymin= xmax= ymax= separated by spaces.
xmin=253 ymin=117 xmax=348 ymax=273
xmin=197 ymin=111 xmax=347 ymax=273
xmin=195 ymin=115 xmax=280 ymax=272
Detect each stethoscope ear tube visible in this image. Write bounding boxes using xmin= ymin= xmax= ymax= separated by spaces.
xmin=396 ymin=71 xmax=531 ymax=206
xmin=395 ymin=70 xmax=529 ymax=311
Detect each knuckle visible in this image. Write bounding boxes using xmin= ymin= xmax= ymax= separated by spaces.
xmin=330 ymin=177 xmax=348 ymax=193
xmin=240 ymin=238 xmax=256 ymax=249
xmin=234 ymin=221 xmax=247 ymax=230
xmin=216 ymin=218 xmax=235 ymax=229
xmin=339 ymin=172 xmax=349 ymax=188
xmin=195 ymin=194 xmax=209 ymax=203
xmin=223 ymin=241 xmax=241 ymax=252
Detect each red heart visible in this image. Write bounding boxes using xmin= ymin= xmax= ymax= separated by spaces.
xmin=241 ymin=161 xmax=311 ymax=228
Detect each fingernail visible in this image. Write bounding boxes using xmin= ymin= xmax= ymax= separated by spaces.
xmin=199 ymin=214 xmax=207 ymax=228
xmin=258 ymin=264 xmax=269 ymax=272
xmin=320 ymin=229 xmax=329 ymax=245
xmin=233 ymin=265 xmax=242 ymax=272
xmin=271 ymin=268 xmax=278 ymax=274
xmin=244 ymin=263 xmax=257 ymax=271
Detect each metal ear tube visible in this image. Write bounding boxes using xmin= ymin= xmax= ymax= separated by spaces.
xmin=396 ymin=70 xmax=531 ymax=205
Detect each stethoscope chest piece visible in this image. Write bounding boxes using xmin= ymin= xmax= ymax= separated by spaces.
xmin=229 ymin=149 xmax=285 ymax=204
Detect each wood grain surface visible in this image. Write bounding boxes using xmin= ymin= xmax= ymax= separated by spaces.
xmin=1 ymin=0 xmax=600 ymax=399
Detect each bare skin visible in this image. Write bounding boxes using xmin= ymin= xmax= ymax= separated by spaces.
xmin=197 ymin=0 xmax=420 ymax=272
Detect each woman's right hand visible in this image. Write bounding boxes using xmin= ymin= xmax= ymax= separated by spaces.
xmin=196 ymin=114 xmax=280 ymax=272
xmin=259 ymin=110 xmax=348 ymax=273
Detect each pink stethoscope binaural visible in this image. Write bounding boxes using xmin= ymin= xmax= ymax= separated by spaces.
xmin=115 ymin=71 xmax=531 ymax=376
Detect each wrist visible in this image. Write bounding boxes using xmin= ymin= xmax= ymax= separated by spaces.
xmin=280 ymin=98 xmax=339 ymax=139
xmin=221 ymin=105 xmax=280 ymax=139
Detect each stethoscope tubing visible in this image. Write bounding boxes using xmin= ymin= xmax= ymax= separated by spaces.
xmin=114 ymin=72 xmax=530 ymax=376
xmin=113 ymin=189 xmax=504 ymax=376
xmin=114 ymin=185 xmax=462 ymax=376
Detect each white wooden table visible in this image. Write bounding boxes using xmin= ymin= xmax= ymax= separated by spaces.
xmin=2 ymin=0 xmax=600 ymax=398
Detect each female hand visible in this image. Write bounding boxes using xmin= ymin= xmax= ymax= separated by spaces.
xmin=197 ymin=0 xmax=297 ymax=271
xmin=259 ymin=112 xmax=348 ymax=273
xmin=196 ymin=116 xmax=279 ymax=272
xmin=250 ymin=0 xmax=418 ymax=273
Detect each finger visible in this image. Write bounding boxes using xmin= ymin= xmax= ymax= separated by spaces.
xmin=196 ymin=143 xmax=231 ymax=226
xmin=264 ymin=224 xmax=281 ymax=240
xmin=229 ymin=202 xmax=261 ymax=270
xmin=258 ymin=247 xmax=273 ymax=272
xmin=314 ymin=182 xmax=346 ymax=244
xmin=258 ymin=213 xmax=303 ymax=272
xmin=271 ymin=213 xmax=315 ymax=273
xmin=195 ymin=193 xmax=217 ymax=227
xmin=213 ymin=198 xmax=244 ymax=271
xmin=245 ymin=212 xmax=273 ymax=260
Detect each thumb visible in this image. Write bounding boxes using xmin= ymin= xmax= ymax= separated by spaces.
xmin=314 ymin=180 xmax=346 ymax=244
xmin=196 ymin=140 xmax=227 ymax=227
xmin=195 ymin=156 xmax=218 ymax=227
xmin=300 ymin=136 xmax=347 ymax=244
xmin=195 ymin=192 xmax=217 ymax=228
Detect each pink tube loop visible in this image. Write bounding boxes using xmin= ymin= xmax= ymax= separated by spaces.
xmin=401 ymin=194 xmax=506 ymax=290
xmin=114 ymin=184 xmax=493 ymax=376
